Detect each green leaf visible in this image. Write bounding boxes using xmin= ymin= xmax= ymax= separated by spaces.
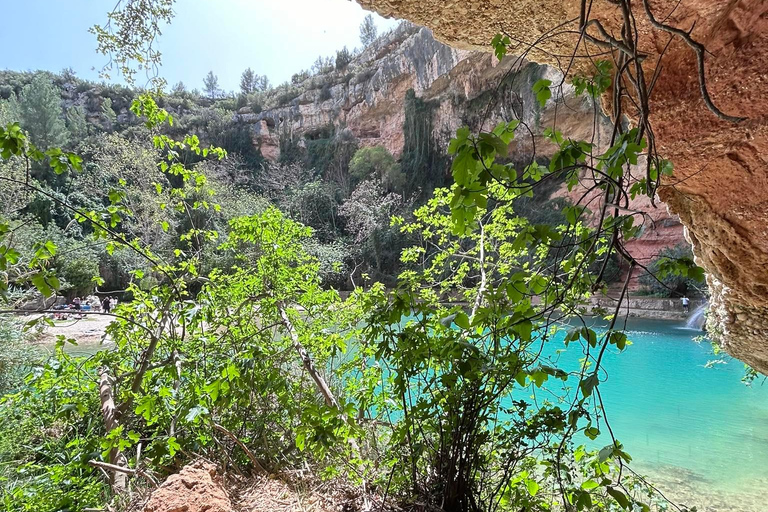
xmin=532 ymin=79 xmax=552 ymax=107
xmin=580 ymin=374 xmax=599 ymax=398
xmin=167 ymin=436 xmax=181 ymax=457
xmin=607 ymin=487 xmax=630 ymax=509
xmin=525 ymin=479 xmax=539 ymax=496
xmin=453 ymin=312 xmax=470 ymax=330
xmin=30 ymin=273 xmax=53 ymax=297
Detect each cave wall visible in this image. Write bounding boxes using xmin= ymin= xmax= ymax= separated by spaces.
xmin=357 ymin=0 xmax=768 ymax=374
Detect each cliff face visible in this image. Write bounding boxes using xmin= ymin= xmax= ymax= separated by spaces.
xmin=240 ymin=24 xmax=610 ymax=160
xmin=238 ymin=24 xmax=684 ymax=274
xmin=357 ymin=0 xmax=768 ymax=374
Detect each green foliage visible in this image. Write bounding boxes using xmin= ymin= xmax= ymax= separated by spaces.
xmin=365 ymin=182 xmax=639 ymax=509
xmin=66 ymin=105 xmax=88 ymax=140
xmin=573 ymin=60 xmax=613 ymax=98
xmin=349 ymin=145 xmax=405 ymax=192
xmin=359 ymin=14 xmax=378 ymax=46
xmin=335 ymin=46 xmax=352 ymax=70
xmin=0 ymin=29 xmax=704 ymax=512
xmin=0 ymin=318 xmax=33 ymax=394
xmin=0 ymin=349 xmax=107 ymax=512
xmin=59 ymin=257 xmax=100 ymax=296
xmin=639 ymin=244 xmax=706 ymax=297
xmin=203 ymin=71 xmax=221 ymax=100
xmin=90 ymin=0 xmax=174 ymax=88
xmin=16 ymin=73 xmax=68 ymax=150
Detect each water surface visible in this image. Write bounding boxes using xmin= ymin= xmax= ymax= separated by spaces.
xmin=561 ymin=318 xmax=768 ymax=511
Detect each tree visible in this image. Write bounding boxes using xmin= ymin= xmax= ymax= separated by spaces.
xmin=349 ymin=146 xmax=405 ymax=192
xmin=171 ymin=81 xmax=187 ymax=95
xmin=16 ymin=73 xmax=68 ymax=150
xmin=340 ymin=179 xmax=401 ymax=271
xmin=101 ymin=97 xmax=117 ymax=128
xmin=335 ymin=46 xmax=352 ymax=70
xmin=66 ymin=105 xmax=88 ymax=141
xmin=359 ymin=14 xmax=378 ymax=47
xmin=203 ymin=71 xmax=220 ymax=99
xmin=256 ymin=74 xmax=270 ymax=92
xmin=240 ymin=67 xmax=256 ymax=95
xmin=639 ymin=243 xmax=707 ymax=297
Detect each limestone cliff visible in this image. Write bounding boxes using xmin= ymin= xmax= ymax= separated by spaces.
xmin=357 ymin=0 xmax=768 ymax=374
xmin=238 ymin=23 xmax=684 ymax=278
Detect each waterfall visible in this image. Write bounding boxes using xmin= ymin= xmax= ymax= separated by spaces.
xmin=685 ymin=303 xmax=708 ymax=330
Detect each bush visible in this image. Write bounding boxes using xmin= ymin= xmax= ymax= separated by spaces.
xmin=291 ymin=70 xmax=310 ymax=85
xmin=0 ymin=318 xmax=34 ymax=394
xmin=335 ymin=46 xmax=352 ymax=70
xmin=349 ymin=146 xmax=405 ymax=192
xmin=59 ymin=256 xmax=100 ymax=297
xmin=639 ymin=243 xmax=705 ymax=297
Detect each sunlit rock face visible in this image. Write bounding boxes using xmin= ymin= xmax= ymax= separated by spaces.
xmin=242 ymin=23 xmax=684 ymax=274
xmin=358 ymin=0 xmax=768 ymax=374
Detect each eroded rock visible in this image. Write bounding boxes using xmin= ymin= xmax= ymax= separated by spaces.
xmin=141 ymin=461 xmax=232 ymax=512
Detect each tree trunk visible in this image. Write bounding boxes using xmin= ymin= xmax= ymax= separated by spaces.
xmin=278 ymin=303 xmax=339 ymax=408
xmin=99 ymin=370 xmax=127 ymax=493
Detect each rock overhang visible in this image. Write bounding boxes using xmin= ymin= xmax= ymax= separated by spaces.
xmin=357 ymin=0 xmax=768 ymax=374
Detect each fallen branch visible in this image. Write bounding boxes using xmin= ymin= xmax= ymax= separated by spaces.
xmin=278 ymin=303 xmax=339 ymax=408
xmin=212 ymin=423 xmax=267 ymax=473
xmin=88 ymin=460 xmax=158 ymax=487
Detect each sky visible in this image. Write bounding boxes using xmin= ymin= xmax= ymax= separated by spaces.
xmin=1 ymin=0 xmax=400 ymax=92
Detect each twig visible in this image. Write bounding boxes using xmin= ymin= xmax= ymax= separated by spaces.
xmin=88 ymin=460 xmax=158 ymax=487
xmin=213 ymin=423 xmax=267 ymax=473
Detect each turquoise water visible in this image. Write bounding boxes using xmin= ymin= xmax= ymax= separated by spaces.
xmin=553 ymin=318 xmax=768 ymax=511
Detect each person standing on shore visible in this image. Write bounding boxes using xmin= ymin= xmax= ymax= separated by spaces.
xmin=102 ymin=296 xmax=111 ymax=314
xmin=681 ymin=296 xmax=690 ymax=314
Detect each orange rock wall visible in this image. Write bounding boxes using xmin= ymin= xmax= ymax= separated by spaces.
xmin=358 ymin=0 xmax=768 ymax=373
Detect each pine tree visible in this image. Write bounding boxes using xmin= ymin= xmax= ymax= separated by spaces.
xmin=240 ymin=68 xmax=256 ymax=95
xmin=203 ymin=71 xmax=220 ymax=99
xmin=256 ymin=75 xmax=270 ymax=92
xmin=359 ymin=14 xmax=378 ymax=47
xmin=17 ymin=74 xmax=68 ymax=150
xmin=171 ymin=81 xmax=187 ymax=95
xmin=66 ymin=106 xmax=88 ymax=140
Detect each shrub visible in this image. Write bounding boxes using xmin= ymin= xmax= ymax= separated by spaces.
xmin=335 ymin=46 xmax=352 ymax=70
xmin=318 ymin=83 xmax=332 ymax=102
xmin=0 ymin=318 xmax=33 ymax=394
xmin=59 ymin=257 xmax=100 ymax=297
xmin=639 ymin=243 xmax=706 ymax=297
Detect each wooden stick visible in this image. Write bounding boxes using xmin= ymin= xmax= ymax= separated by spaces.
xmin=88 ymin=460 xmax=158 ymax=487
xmin=213 ymin=423 xmax=267 ymax=473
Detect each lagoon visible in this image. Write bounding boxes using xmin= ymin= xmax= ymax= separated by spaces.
xmin=561 ymin=318 xmax=768 ymax=511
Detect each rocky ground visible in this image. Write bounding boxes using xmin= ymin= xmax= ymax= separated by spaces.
xmin=132 ymin=461 xmax=392 ymax=512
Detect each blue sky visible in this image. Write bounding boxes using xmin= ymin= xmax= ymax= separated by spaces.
xmin=1 ymin=0 xmax=400 ymax=92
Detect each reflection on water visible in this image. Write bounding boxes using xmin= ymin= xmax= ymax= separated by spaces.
xmin=560 ymin=318 xmax=768 ymax=511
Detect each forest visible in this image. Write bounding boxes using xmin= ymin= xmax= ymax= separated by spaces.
xmin=0 ymin=7 xmax=711 ymax=512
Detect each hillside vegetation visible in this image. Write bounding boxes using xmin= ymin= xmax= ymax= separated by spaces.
xmin=0 ymin=20 xmax=702 ymax=512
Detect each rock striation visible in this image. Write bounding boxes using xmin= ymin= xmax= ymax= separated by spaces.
xmin=357 ymin=0 xmax=768 ymax=374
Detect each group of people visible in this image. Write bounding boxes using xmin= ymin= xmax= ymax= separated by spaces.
xmin=52 ymin=295 xmax=119 ymax=320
